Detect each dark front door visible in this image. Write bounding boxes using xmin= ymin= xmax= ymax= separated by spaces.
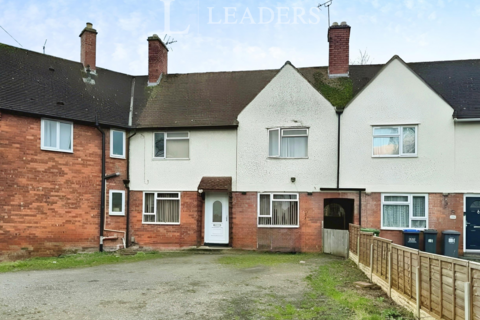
xmin=324 ymin=198 xmax=354 ymax=230
xmin=466 ymin=197 xmax=480 ymax=250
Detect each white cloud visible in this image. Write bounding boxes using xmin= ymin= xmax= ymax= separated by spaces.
xmin=428 ymin=11 xmax=436 ymax=20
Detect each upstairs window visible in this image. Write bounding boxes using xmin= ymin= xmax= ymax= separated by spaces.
xmin=372 ymin=126 xmax=417 ymax=157
xmin=41 ymin=119 xmax=73 ymax=153
xmin=381 ymin=194 xmax=428 ymax=230
xmin=258 ymin=193 xmax=299 ymax=227
xmin=154 ymin=132 xmax=189 ymax=159
xmin=268 ymin=128 xmax=308 ymax=158
xmin=110 ymin=130 xmax=125 ymax=159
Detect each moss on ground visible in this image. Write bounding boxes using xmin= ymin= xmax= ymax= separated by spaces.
xmin=0 ymin=251 xmax=188 ymax=273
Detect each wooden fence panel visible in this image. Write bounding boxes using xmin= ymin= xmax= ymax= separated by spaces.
xmin=348 ymin=224 xmax=477 ymax=320
xmin=349 ymin=224 xmax=360 ymax=255
xmin=359 ymin=232 xmax=374 ymax=266
xmin=372 ymin=237 xmax=392 ymax=282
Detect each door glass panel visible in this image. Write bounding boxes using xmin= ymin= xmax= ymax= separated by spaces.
xmin=469 ymin=200 xmax=480 ymax=211
xmin=213 ymin=201 xmax=222 ymax=223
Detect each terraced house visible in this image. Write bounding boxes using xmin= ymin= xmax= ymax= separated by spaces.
xmin=1 ymin=22 xmax=479 ymax=260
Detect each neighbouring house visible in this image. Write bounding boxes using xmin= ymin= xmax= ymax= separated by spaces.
xmin=1 ymin=21 xmax=479 ymax=260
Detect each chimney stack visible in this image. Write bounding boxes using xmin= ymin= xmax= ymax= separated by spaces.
xmin=80 ymin=22 xmax=97 ymax=71
xmin=148 ymin=34 xmax=169 ymax=85
xmin=328 ymin=21 xmax=351 ymax=78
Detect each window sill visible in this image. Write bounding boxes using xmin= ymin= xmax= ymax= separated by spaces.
xmin=109 ymin=213 xmax=125 ymax=216
xmin=268 ymin=157 xmax=309 ymax=160
xmin=372 ymin=155 xmax=417 ymax=158
xmin=110 ymin=155 xmax=126 ymax=160
xmin=380 ymin=228 xmax=428 ymax=231
xmin=142 ymin=222 xmax=181 ymax=225
xmin=41 ymin=147 xmax=73 ymax=154
xmin=257 ymin=225 xmax=299 ymax=229
xmin=152 ymin=158 xmax=190 ymax=161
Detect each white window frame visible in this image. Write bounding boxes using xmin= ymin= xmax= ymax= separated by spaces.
xmin=372 ymin=126 xmax=417 ymax=158
xmin=110 ymin=129 xmax=126 ymax=159
xmin=381 ymin=194 xmax=428 ymax=230
xmin=257 ymin=193 xmax=300 ymax=228
xmin=40 ymin=118 xmax=74 ymax=153
xmin=109 ymin=190 xmax=125 ymax=216
xmin=142 ymin=192 xmax=181 ymax=225
xmin=153 ymin=132 xmax=190 ymax=160
xmin=268 ymin=128 xmax=309 ymax=159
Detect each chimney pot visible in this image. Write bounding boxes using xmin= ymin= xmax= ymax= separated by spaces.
xmin=86 ymin=22 xmax=93 ymax=28
xmin=340 ymin=21 xmax=347 ymax=25
xmin=332 ymin=22 xmax=339 ymax=26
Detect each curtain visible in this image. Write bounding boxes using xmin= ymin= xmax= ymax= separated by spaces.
xmin=44 ymin=120 xmax=57 ymax=148
xmin=272 ymin=201 xmax=298 ymax=226
xmin=383 ymin=205 xmax=409 ymax=228
xmin=258 ymin=194 xmax=271 ymax=225
xmin=280 ymin=137 xmax=307 ymax=158
xmin=157 ymin=199 xmax=180 ymax=223
xmin=412 ymin=197 xmax=425 ymax=217
xmin=166 ymin=139 xmax=189 ymax=158
xmin=59 ymin=122 xmax=72 ymax=151
xmin=269 ymin=129 xmax=279 ymax=156
xmin=403 ymin=127 xmax=416 ymax=154
xmin=154 ymin=133 xmax=165 ymax=157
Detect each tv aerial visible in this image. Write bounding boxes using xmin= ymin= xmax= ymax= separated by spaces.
xmin=163 ymin=35 xmax=178 ymax=51
xmin=318 ymin=0 xmax=333 ymax=27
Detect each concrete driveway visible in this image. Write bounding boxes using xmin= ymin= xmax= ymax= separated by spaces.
xmin=0 ymin=252 xmax=329 ymax=320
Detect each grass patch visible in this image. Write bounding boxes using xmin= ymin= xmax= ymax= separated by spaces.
xmin=218 ymin=252 xmax=315 ymax=269
xmin=265 ymin=259 xmax=414 ymax=320
xmin=0 ymin=251 xmax=188 ymax=273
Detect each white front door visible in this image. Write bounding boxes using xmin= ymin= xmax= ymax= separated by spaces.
xmin=204 ymin=192 xmax=229 ymax=244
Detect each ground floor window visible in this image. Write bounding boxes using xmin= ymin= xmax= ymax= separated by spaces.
xmin=381 ymin=194 xmax=428 ymax=229
xmin=258 ymin=193 xmax=299 ymax=227
xmin=143 ymin=192 xmax=181 ymax=224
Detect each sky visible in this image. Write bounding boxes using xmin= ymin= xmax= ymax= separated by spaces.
xmin=0 ymin=0 xmax=479 ymax=75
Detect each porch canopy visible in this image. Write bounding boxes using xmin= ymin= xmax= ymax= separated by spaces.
xmin=198 ymin=177 xmax=232 ymax=192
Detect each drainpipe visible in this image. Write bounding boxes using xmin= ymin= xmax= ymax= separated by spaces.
xmin=336 ymin=109 xmax=343 ymax=189
xmin=124 ymin=130 xmax=137 ymax=248
xmin=95 ymin=116 xmax=106 ymax=252
xmin=359 ymin=190 xmax=362 ymax=227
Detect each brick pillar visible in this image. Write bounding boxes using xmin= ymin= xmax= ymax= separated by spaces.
xmin=79 ymin=22 xmax=97 ymax=71
xmin=328 ymin=22 xmax=351 ymax=78
xmin=148 ymin=34 xmax=169 ymax=85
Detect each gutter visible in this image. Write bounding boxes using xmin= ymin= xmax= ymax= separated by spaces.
xmin=95 ymin=116 xmax=106 ymax=252
xmin=125 ymin=130 xmax=137 ymax=248
xmin=336 ymin=110 xmax=343 ymax=189
xmin=454 ymin=118 xmax=480 ymax=122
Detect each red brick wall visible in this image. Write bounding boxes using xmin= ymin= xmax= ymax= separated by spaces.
xmin=232 ymin=192 xmax=359 ymax=253
xmin=148 ymin=36 xmax=168 ymax=83
xmin=361 ymin=193 xmax=464 ymax=255
xmin=231 ymin=192 xmax=257 ymax=250
xmin=328 ymin=25 xmax=350 ymax=76
xmin=80 ymin=26 xmax=97 ymax=70
xmin=129 ymin=191 xmax=201 ymax=249
xmin=103 ymin=129 xmax=128 ymax=250
xmin=0 ymin=113 xmax=128 ymax=259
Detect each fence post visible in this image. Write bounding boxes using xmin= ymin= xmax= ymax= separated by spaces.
xmin=357 ymin=235 xmax=360 ymax=265
xmin=465 ymin=282 xmax=471 ymax=320
xmin=416 ymin=266 xmax=420 ymax=319
xmin=388 ymin=248 xmax=392 ymax=298
xmin=370 ymin=243 xmax=374 ymax=280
